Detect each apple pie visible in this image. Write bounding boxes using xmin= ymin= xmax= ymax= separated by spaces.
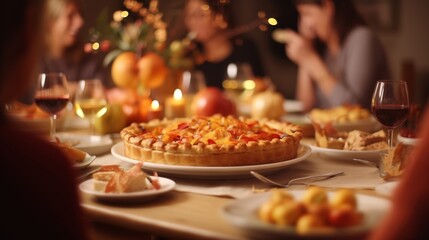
xmin=120 ymin=115 xmax=303 ymax=166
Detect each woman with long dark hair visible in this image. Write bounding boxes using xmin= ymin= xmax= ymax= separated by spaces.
xmin=184 ymin=0 xmax=266 ymax=90
xmin=283 ymin=0 xmax=390 ymax=111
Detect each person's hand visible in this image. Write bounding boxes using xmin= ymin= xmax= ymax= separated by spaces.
xmin=283 ymin=30 xmax=317 ymax=65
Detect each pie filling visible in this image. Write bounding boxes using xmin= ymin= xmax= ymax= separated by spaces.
xmin=120 ymin=115 xmax=303 ymax=166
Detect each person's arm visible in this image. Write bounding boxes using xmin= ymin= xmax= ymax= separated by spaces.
xmin=370 ymin=105 xmax=429 ymax=239
xmin=296 ymin=67 xmax=316 ymax=111
xmin=284 ymin=30 xmax=336 ymax=101
xmin=285 ymin=28 xmax=389 ymax=108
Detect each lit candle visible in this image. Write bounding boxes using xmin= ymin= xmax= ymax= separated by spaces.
xmin=147 ymin=100 xmax=163 ymax=121
xmin=165 ymin=89 xmax=186 ymax=119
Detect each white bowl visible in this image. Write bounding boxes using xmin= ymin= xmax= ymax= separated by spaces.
xmin=397 ymin=134 xmax=420 ymax=146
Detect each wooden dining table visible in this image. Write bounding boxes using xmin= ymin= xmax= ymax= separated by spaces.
xmin=73 ymin=131 xmax=393 ymax=240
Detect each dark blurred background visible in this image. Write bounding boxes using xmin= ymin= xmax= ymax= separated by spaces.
xmin=81 ymin=0 xmax=429 ymax=107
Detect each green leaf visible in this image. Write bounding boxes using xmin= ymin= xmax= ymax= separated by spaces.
xmin=103 ymin=49 xmax=124 ymax=66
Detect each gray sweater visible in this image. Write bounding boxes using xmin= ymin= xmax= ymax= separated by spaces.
xmin=315 ymin=26 xmax=391 ymax=109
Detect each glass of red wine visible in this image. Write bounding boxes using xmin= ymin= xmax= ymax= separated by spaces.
xmin=34 ymin=73 xmax=70 ymax=141
xmin=371 ymin=80 xmax=409 ymax=148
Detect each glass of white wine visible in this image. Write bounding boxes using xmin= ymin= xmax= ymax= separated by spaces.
xmin=222 ymin=62 xmax=255 ymax=102
xmin=74 ymin=79 xmax=107 ymax=135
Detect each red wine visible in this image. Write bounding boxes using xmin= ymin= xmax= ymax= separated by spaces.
xmin=372 ymin=105 xmax=409 ymax=128
xmin=35 ymin=97 xmax=69 ymax=114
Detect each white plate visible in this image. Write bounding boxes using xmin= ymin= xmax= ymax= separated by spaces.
xmin=375 ymin=181 xmax=399 ymax=197
xmin=79 ymin=177 xmax=175 ymax=203
xmin=310 ymin=144 xmax=383 ymax=161
xmin=283 ymin=100 xmax=304 ymax=113
xmin=74 ymin=154 xmax=96 ymax=170
xmin=397 ymin=134 xmax=420 ymax=146
xmin=111 ymin=143 xmax=312 ymax=179
xmin=57 ymin=133 xmax=113 ymax=156
xmin=222 ymin=190 xmax=390 ymax=239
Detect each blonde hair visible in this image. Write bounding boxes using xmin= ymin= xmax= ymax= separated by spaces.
xmin=46 ymin=0 xmax=82 ymax=21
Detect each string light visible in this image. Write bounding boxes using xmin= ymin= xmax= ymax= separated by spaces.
xmin=92 ymin=42 xmax=100 ymax=51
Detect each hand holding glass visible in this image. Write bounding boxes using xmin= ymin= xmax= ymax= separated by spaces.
xmin=74 ymin=79 xmax=107 ymax=135
xmin=34 ymin=73 xmax=70 ymax=141
xmin=371 ymin=80 xmax=409 ymax=148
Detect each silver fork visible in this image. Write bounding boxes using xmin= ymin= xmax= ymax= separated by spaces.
xmin=250 ymin=171 xmax=344 ymax=188
xmin=351 ymin=158 xmax=379 ymax=168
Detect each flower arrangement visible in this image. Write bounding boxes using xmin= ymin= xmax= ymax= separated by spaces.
xmin=87 ymin=0 xmax=194 ymax=72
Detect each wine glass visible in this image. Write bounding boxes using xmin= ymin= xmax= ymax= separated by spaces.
xmin=181 ymin=70 xmax=206 ymax=95
xmin=371 ymin=80 xmax=410 ymax=148
xmin=222 ymin=62 xmax=256 ymax=103
xmin=34 ymin=72 xmax=70 ymax=141
xmin=74 ymin=79 xmax=108 ymax=135
xmin=181 ymin=70 xmax=206 ymax=117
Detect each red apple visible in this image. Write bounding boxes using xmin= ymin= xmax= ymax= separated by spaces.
xmin=191 ymin=87 xmax=236 ymax=117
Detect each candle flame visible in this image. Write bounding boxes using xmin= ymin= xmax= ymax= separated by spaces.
xmin=173 ymin=89 xmax=183 ymax=100
xmin=151 ymin=100 xmax=160 ymax=110
xmin=268 ymin=18 xmax=277 ymax=26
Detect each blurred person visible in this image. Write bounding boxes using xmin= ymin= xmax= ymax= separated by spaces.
xmin=0 ymin=0 xmax=89 ymax=239
xmin=20 ymin=0 xmax=110 ymax=104
xmin=184 ymin=0 xmax=266 ymax=90
xmin=282 ymin=0 xmax=390 ymax=111
xmin=370 ymin=104 xmax=429 ymax=239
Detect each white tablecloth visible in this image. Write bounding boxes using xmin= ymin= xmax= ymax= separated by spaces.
xmin=78 ymin=151 xmax=387 ymax=199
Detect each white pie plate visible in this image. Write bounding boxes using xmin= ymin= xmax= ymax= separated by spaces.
xmin=79 ymin=177 xmax=175 ymax=203
xmin=57 ymin=133 xmax=113 ymax=156
xmin=222 ymin=190 xmax=390 ymax=239
xmin=310 ymin=144 xmax=384 ymax=161
xmin=111 ymin=142 xmax=312 ymax=179
xmin=74 ymin=154 xmax=96 ymax=170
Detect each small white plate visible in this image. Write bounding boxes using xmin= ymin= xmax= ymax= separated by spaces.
xmin=57 ymin=133 xmax=113 ymax=156
xmin=397 ymin=134 xmax=420 ymax=146
xmin=375 ymin=181 xmax=399 ymax=197
xmin=111 ymin=143 xmax=312 ymax=179
xmin=283 ymin=100 xmax=304 ymax=113
xmin=74 ymin=154 xmax=96 ymax=170
xmin=222 ymin=190 xmax=390 ymax=239
xmin=310 ymin=144 xmax=383 ymax=161
xmin=79 ymin=177 xmax=175 ymax=203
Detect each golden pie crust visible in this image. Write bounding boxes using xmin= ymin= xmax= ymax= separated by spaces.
xmin=120 ymin=115 xmax=303 ymax=166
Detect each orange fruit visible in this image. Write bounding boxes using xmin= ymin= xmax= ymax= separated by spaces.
xmin=138 ymin=52 xmax=167 ymax=89
xmin=111 ymin=51 xmax=139 ymax=89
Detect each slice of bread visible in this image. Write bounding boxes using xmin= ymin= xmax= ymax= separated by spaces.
xmin=92 ymin=172 xmax=116 ymax=192
xmin=382 ymin=143 xmax=413 ymax=179
xmin=344 ymin=130 xmax=387 ymax=150
xmin=56 ymin=143 xmax=86 ymax=163
xmin=99 ymin=163 xmax=149 ymax=193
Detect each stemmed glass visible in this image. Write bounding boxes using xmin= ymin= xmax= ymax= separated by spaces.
xmin=222 ymin=63 xmax=255 ymax=100
xmin=34 ymin=72 xmax=70 ymax=141
xmin=371 ymin=80 xmax=410 ymax=148
xmin=181 ymin=70 xmax=206 ymax=95
xmin=74 ymin=79 xmax=107 ymax=135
